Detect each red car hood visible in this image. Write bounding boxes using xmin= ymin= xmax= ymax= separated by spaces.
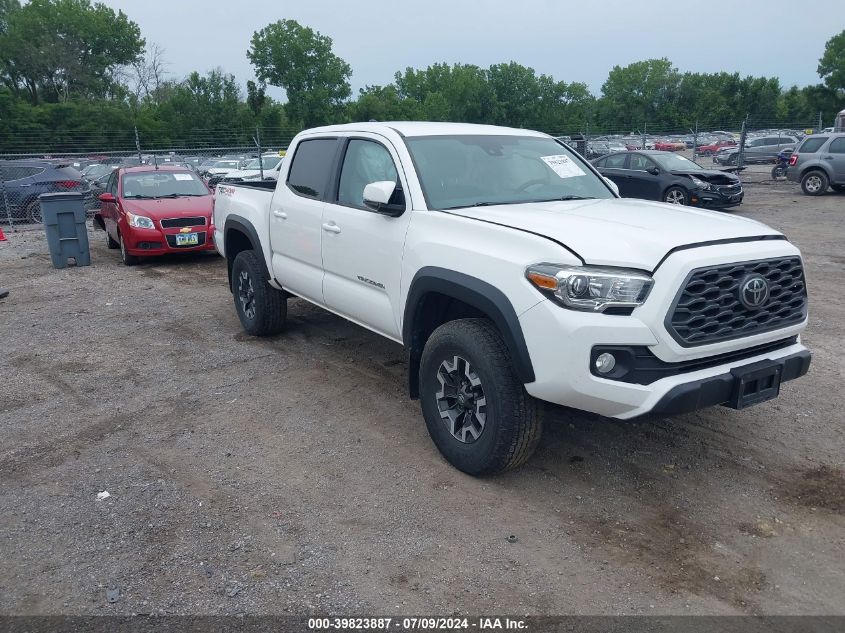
xmin=121 ymin=196 xmax=213 ymax=220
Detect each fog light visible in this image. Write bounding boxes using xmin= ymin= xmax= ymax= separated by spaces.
xmin=595 ymin=353 xmax=616 ymax=374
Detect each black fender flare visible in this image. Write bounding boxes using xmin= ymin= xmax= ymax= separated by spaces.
xmin=223 ymin=215 xmax=269 ymax=286
xmin=402 ymin=267 xmax=535 ymax=398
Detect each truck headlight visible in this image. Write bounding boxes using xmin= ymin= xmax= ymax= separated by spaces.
xmin=127 ymin=212 xmax=155 ymax=230
xmin=526 ymin=264 xmax=654 ymax=312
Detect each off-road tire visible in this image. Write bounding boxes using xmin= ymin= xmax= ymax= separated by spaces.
xmin=419 ymin=318 xmax=542 ymax=476
xmin=231 ymin=250 xmax=286 ymax=336
xmin=801 ymin=170 xmax=829 ymax=196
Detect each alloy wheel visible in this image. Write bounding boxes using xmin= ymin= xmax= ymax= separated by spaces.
xmin=435 ymin=355 xmax=487 ymax=443
xmin=665 ymin=190 xmax=686 ymax=205
xmin=237 ymin=270 xmax=256 ymax=320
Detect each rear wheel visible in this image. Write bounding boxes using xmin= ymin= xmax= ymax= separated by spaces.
xmin=25 ymin=199 xmax=42 ymax=224
xmin=664 ymin=186 xmax=689 ymax=205
xmin=419 ymin=318 xmax=542 ymax=476
xmin=231 ymin=250 xmax=287 ymax=336
xmin=801 ymin=170 xmax=829 ymax=196
xmin=771 ymin=165 xmax=786 ymax=180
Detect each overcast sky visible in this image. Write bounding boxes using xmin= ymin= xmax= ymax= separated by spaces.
xmin=99 ymin=0 xmax=841 ymax=100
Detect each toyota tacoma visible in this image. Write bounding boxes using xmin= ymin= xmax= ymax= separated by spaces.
xmin=213 ymin=122 xmax=811 ymax=475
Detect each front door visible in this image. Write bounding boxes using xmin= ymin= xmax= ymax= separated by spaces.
xmin=321 ymin=136 xmax=413 ymax=341
xmin=627 ymin=154 xmax=664 ymax=200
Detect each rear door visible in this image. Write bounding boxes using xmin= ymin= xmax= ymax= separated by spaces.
xmin=268 ymin=137 xmax=340 ymax=302
xmin=320 ymin=134 xmax=413 ymax=340
xmin=827 ymin=137 xmax=845 ymax=184
xmin=102 ymin=171 xmax=120 ymax=239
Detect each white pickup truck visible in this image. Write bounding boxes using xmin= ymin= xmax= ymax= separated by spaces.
xmin=213 ymin=122 xmax=811 ymax=475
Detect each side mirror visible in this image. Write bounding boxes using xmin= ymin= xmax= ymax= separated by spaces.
xmin=363 ymin=181 xmax=405 ymax=217
xmin=98 ymin=192 xmax=116 ymax=203
xmin=647 ymin=166 xmax=660 ymax=176
xmin=603 ymin=177 xmax=620 ymax=196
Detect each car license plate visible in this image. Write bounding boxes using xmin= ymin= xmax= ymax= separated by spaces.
xmin=176 ymin=233 xmax=198 ymax=246
xmin=727 ymin=360 xmax=782 ymax=409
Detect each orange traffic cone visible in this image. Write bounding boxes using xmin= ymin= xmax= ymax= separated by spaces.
xmin=0 ymin=226 xmax=6 ymax=241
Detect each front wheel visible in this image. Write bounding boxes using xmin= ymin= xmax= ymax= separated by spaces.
xmin=801 ymin=170 xmax=829 ymax=196
xmin=664 ymin=186 xmax=689 ymax=205
xmin=419 ymin=318 xmax=542 ymax=476
xmin=119 ymin=233 xmax=140 ymax=266
xmin=231 ymin=250 xmax=287 ymax=336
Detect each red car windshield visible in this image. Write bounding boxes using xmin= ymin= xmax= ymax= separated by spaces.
xmin=122 ymin=171 xmax=209 ymax=199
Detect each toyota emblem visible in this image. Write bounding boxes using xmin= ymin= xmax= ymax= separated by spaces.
xmin=740 ymin=274 xmax=769 ymax=309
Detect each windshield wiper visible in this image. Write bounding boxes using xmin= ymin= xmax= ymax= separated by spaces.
xmin=124 ymin=194 xmax=154 ymax=199
xmin=154 ymin=193 xmax=205 ymax=198
xmin=533 ymin=195 xmax=596 ymax=202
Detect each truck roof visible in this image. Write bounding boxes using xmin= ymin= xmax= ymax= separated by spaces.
xmin=301 ymin=121 xmax=549 ymax=138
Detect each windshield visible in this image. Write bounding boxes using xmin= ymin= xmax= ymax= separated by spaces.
xmin=651 ymin=154 xmax=704 ymax=171
xmin=83 ymin=164 xmax=111 ymax=178
xmin=243 ymin=156 xmax=282 ymax=170
xmin=121 ymin=171 xmax=209 ymax=198
xmin=405 ymin=135 xmax=613 ymax=210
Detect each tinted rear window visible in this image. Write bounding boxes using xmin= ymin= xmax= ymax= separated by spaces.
xmin=799 ymin=137 xmax=827 ymax=153
xmin=287 ymin=138 xmax=337 ymax=199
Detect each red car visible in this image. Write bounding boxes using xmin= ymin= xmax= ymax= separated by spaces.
xmin=653 ymin=139 xmax=686 ymax=151
xmin=696 ymin=139 xmax=736 ymax=155
xmin=93 ymin=165 xmax=215 ymax=265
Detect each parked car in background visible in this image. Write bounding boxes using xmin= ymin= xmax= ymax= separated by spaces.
xmin=221 ymin=155 xmax=285 ymax=182
xmin=0 ymin=159 xmax=93 ymax=223
xmin=714 ymin=135 xmax=798 ymax=165
xmin=93 ymin=165 xmax=216 ymax=265
xmin=593 ymin=150 xmax=743 ymax=208
xmin=696 ymin=139 xmax=736 ymax=155
xmin=81 ymin=163 xmax=117 ymax=183
xmin=653 ymin=139 xmax=686 ymax=151
xmin=787 ymin=133 xmax=845 ymax=195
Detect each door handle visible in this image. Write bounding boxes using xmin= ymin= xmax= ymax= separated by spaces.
xmin=823 ymin=156 xmax=834 ymax=160
xmin=272 ymin=210 xmax=288 ymax=219
xmin=322 ymin=222 xmax=341 ymax=234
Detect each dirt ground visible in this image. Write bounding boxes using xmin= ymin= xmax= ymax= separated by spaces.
xmin=0 ymin=172 xmax=843 ymax=616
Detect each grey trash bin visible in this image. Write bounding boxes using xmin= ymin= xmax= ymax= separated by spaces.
xmin=39 ymin=192 xmax=91 ymax=269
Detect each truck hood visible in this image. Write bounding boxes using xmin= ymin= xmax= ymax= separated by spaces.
xmin=447 ymin=198 xmax=781 ymax=270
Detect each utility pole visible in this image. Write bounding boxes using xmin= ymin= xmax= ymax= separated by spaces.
xmin=253 ymin=126 xmax=264 ymax=180
xmin=691 ymin=121 xmax=698 ymax=161
xmin=641 ymin=123 xmax=647 ymax=151
xmin=134 ymin=126 xmax=142 ymax=163
xmin=818 ymin=111 xmax=823 ymax=133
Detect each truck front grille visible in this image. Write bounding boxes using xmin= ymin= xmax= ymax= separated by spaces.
xmin=666 ymin=257 xmax=807 ymax=346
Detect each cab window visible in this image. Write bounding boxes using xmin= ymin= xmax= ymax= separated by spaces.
xmin=337 ymin=140 xmax=401 ymax=210
xmin=286 ymin=138 xmax=338 ymax=199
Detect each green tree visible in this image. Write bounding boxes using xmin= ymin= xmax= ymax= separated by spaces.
xmin=349 ymin=84 xmax=419 ymax=121
xmin=247 ymin=19 xmax=351 ymax=128
xmin=394 ymin=63 xmax=492 ymax=122
xmin=818 ymin=29 xmax=845 ymax=94
xmin=0 ymin=0 xmax=143 ymax=104
xmin=599 ymin=58 xmax=681 ymax=129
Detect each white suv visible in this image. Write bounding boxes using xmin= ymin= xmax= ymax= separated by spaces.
xmin=213 ymin=122 xmax=811 ymax=475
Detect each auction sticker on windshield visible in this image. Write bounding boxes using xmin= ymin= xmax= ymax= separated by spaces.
xmin=541 ymin=154 xmax=585 ymax=179
xmin=173 ymin=173 xmax=193 ymax=180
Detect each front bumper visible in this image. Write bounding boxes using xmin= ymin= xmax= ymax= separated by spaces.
xmin=123 ymin=224 xmax=216 ymax=256
xmin=649 ymin=349 xmax=810 ymax=416
xmin=691 ymin=186 xmax=743 ymax=208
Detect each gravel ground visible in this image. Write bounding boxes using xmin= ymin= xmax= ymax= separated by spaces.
xmin=0 ymin=175 xmax=843 ymax=616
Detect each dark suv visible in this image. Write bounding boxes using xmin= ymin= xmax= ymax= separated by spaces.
xmin=0 ymin=160 xmax=93 ymax=223
xmin=786 ymin=133 xmax=845 ymax=195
